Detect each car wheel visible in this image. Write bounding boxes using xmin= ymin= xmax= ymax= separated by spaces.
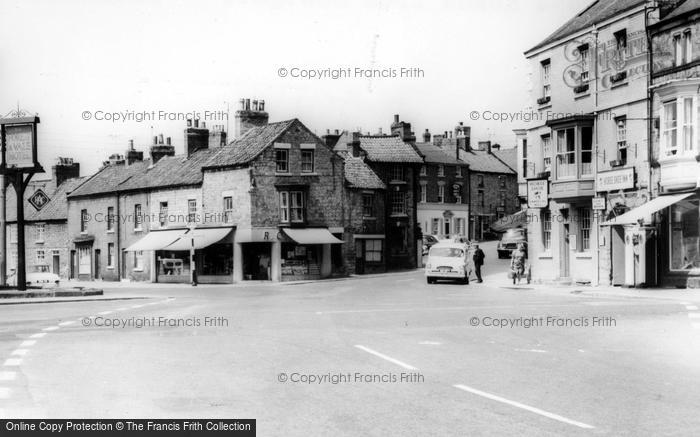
xmin=426 ymin=277 xmax=434 ymax=284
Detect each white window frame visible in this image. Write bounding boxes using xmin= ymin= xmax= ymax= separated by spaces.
xmin=419 ymin=184 xmax=427 ymax=203
xmin=134 ymin=204 xmax=143 ymax=231
xmin=437 ymin=185 xmax=445 ymax=203
xmin=542 ymin=60 xmax=551 ymax=98
xmin=187 ymin=199 xmax=197 ymax=224
xmin=223 ymin=196 xmax=233 ymax=223
xmin=78 ymin=246 xmax=91 ymax=275
xmin=660 ymin=95 xmax=696 ymax=158
xmin=134 ymin=250 xmax=144 ymax=271
xmin=579 ymin=45 xmax=589 ymax=82
xmin=36 ymin=249 xmax=45 ymax=264
xmin=35 ymin=223 xmax=45 ymax=243
xmin=437 ymin=165 xmax=445 ymax=177
xmin=301 ymin=149 xmax=315 ymax=173
xmin=542 ymin=134 xmax=552 ymax=173
xmin=279 ymin=192 xmax=289 ymax=222
xmin=616 ymin=117 xmax=627 ymax=164
xmin=159 ymin=202 xmax=168 ymax=228
xmin=578 ymin=207 xmax=591 ymax=252
xmin=107 ymin=206 xmax=115 ymax=232
xmin=391 ymin=191 xmax=406 ymax=215
xmin=107 ymin=242 xmax=115 ymax=268
xmin=365 ymin=239 xmax=383 ymax=262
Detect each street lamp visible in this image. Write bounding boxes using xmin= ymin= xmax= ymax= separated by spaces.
xmin=188 ymin=222 xmax=197 ymax=287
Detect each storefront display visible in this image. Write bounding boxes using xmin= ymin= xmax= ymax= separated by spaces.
xmin=670 ymin=196 xmax=700 ymax=271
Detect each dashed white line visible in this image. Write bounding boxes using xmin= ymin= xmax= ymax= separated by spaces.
xmin=29 ymin=333 xmax=46 ymax=339
xmin=97 ymin=311 xmax=113 ymax=315
xmin=418 ymin=341 xmax=442 ymax=345
xmin=514 ymin=348 xmax=548 ymax=354
xmin=19 ymin=340 xmax=36 ymax=348
xmin=686 ymin=305 xmax=698 ymax=311
xmin=10 ymin=350 xmax=28 ymax=357
xmin=42 ymin=326 xmax=59 ymax=331
xmin=0 ymin=371 xmax=16 ymax=381
xmin=354 ymin=345 xmax=418 ymax=371
xmin=688 ymin=313 xmax=700 ymax=319
xmin=58 ymin=321 xmax=76 ymax=326
xmin=115 ymin=308 xmax=127 ymax=311
xmin=453 ymin=384 xmax=595 ymax=429
xmin=3 ymin=358 xmax=22 ymax=367
xmin=131 ymin=305 xmax=145 ymax=309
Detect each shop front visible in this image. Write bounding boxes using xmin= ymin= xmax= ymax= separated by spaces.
xmin=279 ymin=228 xmax=344 ymax=281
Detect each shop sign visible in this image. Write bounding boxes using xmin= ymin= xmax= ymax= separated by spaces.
xmin=596 ymin=168 xmax=634 ymax=192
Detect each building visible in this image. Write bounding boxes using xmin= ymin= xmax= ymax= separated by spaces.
xmin=523 ymin=0 xmax=654 ymax=285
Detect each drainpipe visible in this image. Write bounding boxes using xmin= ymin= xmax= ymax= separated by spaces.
xmin=645 ymin=3 xmax=658 ymax=285
xmin=593 ymin=25 xmax=601 ymax=287
xmin=116 ymin=192 xmax=121 ymax=280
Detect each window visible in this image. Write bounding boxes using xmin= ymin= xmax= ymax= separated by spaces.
xmin=365 ymin=240 xmax=383 ymax=262
xmin=134 ymin=204 xmax=142 ymax=230
xmin=437 ymin=185 xmax=445 ymax=203
xmin=456 ymin=166 xmax=462 ymax=177
xmin=477 ymin=174 xmax=484 ymax=187
xmin=275 ymin=149 xmax=289 ymax=173
xmin=301 ymin=149 xmax=314 ymax=173
xmin=614 ymin=29 xmax=627 ymax=59
xmin=674 ymin=31 xmax=692 ymax=66
xmin=456 ymin=192 xmax=462 ymax=204
xmin=682 ymin=97 xmax=694 ymax=153
xmin=420 ymin=184 xmax=427 ymax=203
xmin=542 ymin=210 xmax=552 ymax=250
xmin=391 ymin=191 xmax=406 ymax=215
xmin=578 ymin=207 xmax=591 ymax=252
xmin=556 ymin=128 xmax=576 ymax=178
xmin=542 ymin=135 xmax=552 ymax=173
xmin=80 ymin=209 xmax=88 ymax=233
xmin=36 ymin=249 xmax=45 ymax=264
xmin=660 ymin=97 xmax=695 ymax=157
xmin=187 ymin=199 xmax=197 ymax=223
xmin=581 ymin=126 xmax=593 ymax=175
xmin=616 ymin=117 xmax=627 ymax=165
xmin=670 ymin=197 xmax=700 ymax=270
xmin=431 ymin=218 xmax=440 ymax=235
xmin=107 ymin=206 xmax=114 ymax=231
xmin=35 ymin=223 xmax=45 ymax=242
xmin=420 ymin=165 xmax=427 ymax=176
xmin=78 ymin=247 xmax=90 ymax=274
xmin=522 ymin=138 xmax=528 ymax=177
xmin=457 ymin=218 xmax=466 ymax=236
xmin=391 ymin=165 xmax=404 ymax=181
xmin=500 ymin=191 xmax=506 ymax=207
xmin=134 ymin=250 xmax=144 ymax=270
xmin=541 ymin=59 xmax=551 ymax=98
xmin=443 ymin=218 xmax=451 ymax=236
xmin=159 ymin=202 xmax=168 ymax=228
xmin=279 ymin=191 xmax=305 ymax=223
xmin=107 ymin=243 xmax=115 ymax=268
xmin=579 ymin=44 xmax=589 ymax=82
xmin=438 ymin=165 xmax=445 ymax=177
xmin=499 ymin=175 xmax=506 ymax=188
xmin=663 ymin=100 xmax=678 ymax=156
xmin=362 ymin=193 xmax=374 ymax=217
xmin=477 ymin=190 xmax=484 ymax=207
xmin=223 ymin=197 xmax=233 ymax=223
xmin=685 ymin=30 xmax=693 ymax=64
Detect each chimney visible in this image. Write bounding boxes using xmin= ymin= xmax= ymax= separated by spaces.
xmin=478 ymin=141 xmax=492 ymax=153
xmin=153 ymin=136 xmax=158 ymax=145
xmin=423 ymin=129 xmax=431 ymax=143
xmin=390 ymin=114 xmax=416 ymax=143
xmin=150 ymin=141 xmax=176 ymax=164
xmin=234 ymin=96 xmax=269 ymax=139
xmin=52 ymin=157 xmax=80 ymax=187
xmin=125 ymin=144 xmax=144 ymax=166
xmin=378 ymin=127 xmax=383 ymax=135
xmin=185 ymin=120 xmax=210 ymax=156
xmin=322 ymin=129 xmax=342 ymax=148
xmin=349 ymin=132 xmax=362 ymax=157
xmin=208 ymin=124 xmax=227 ymax=148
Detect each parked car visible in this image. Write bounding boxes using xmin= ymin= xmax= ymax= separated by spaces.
xmin=422 ymin=234 xmax=439 ymax=255
xmin=497 ymin=228 xmax=528 ymax=259
xmin=425 ymin=242 xmax=472 ymax=284
xmin=8 ymin=265 xmax=60 ymax=288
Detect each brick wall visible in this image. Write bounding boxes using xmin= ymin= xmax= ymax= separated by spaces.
xmin=344 ymin=189 xmax=386 ymax=274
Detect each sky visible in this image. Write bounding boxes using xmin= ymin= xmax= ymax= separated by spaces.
xmin=0 ymin=0 xmax=591 ymax=176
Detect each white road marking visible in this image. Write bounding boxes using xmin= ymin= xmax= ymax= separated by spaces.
xmin=453 ymin=384 xmax=595 ymax=429
xmin=58 ymin=321 xmax=76 ymax=327
xmin=354 ymin=345 xmax=418 ymax=371
xmin=0 ymin=372 xmax=16 ymax=381
xmin=97 ymin=311 xmax=113 ymax=315
xmin=514 ymin=348 xmax=548 ymax=353
xmin=115 ymin=308 xmax=127 ymax=311
xmin=10 ymin=350 xmax=28 ymax=357
xmin=3 ymin=359 xmax=22 ymax=367
xmin=19 ymin=340 xmax=36 ymax=348
xmin=418 ymin=341 xmax=442 ymax=345
xmin=131 ymin=305 xmax=145 ymax=309
xmin=686 ymin=305 xmax=698 ymax=311
xmin=0 ymin=387 xmax=10 ymax=399
xmin=29 ymin=333 xmax=46 ymax=339
xmin=42 ymin=326 xmax=59 ymax=331
xmin=680 ymin=302 xmax=692 ymax=305
xmin=688 ymin=313 xmax=700 ymax=319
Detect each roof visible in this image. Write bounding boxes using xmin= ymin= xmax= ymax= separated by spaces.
xmin=341 ymin=153 xmax=386 ymax=190
xmin=357 ymin=135 xmax=423 ymax=163
xmin=458 ymin=149 xmax=515 ymax=174
xmin=492 ymin=147 xmax=518 ymax=172
xmin=204 ymin=119 xmax=297 ymax=169
xmin=28 ymin=177 xmax=86 ymax=221
xmin=332 ymin=131 xmax=351 ymax=153
xmin=415 ymin=142 xmax=466 ymax=165
xmin=526 ymin=0 xmax=646 ymax=54
xmin=657 ymin=0 xmax=700 ymax=24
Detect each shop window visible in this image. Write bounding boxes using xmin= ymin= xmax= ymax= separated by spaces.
xmin=301 ymin=150 xmax=315 ymax=173
xmin=391 ymin=191 xmax=406 ymax=215
xmin=107 ymin=243 xmax=115 ymax=268
xmin=670 ymin=198 xmax=700 ymax=271
xmin=223 ymin=196 xmax=233 ymax=223
xmin=362 ymin=193 xmax=374 ymax=217
xmin=159 ymin=202 xmax=168 ymax=228
xmin=107 ymin=206 xmax=114 ymax=231
xmin=578 ymin=207 xmax=591 ymax=252
xmin=542 ymin=210 xmax=552 ymax=250
xmin=365 ymin=240 xmax=383 ymax=262
xmin=276 ymin=149 xmax=289 ymax=173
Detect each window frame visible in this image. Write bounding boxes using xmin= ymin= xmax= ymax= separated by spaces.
xmin=542 ymin=134 xmax=552 ymax=173
xmin=80 ymin=209 xmax=88 ymax=233
xmin=391 ymin=191 xmax=406 ymax=215
xmin=391 ymin=165 xmax=405 ymax=182
xmin=107 ymin=206 xmax=115 ymax=232
xmin=107 ymin=242 xmax=115 ymax=268
xmin=134 ymin=204 xmax=143 ymax=231
xmin=159 ymin=201 xmax=168 ymax=228
xmin=578 ymin=207 xmax=591 ymax=252
xmin=301 ymin=149 xmax=315 ymax=173
xmin=365 ymin=239 xmax=383 ymax=263
xmin=541 ymin=59 xmax=551 ymax=98
xmin=36 ymin=249 xmax=45 ymax=264
xmin=542 ymin=210 xmax=552 ymax=251
xmin=275 ymin=148 xmax=289 ymax=173
xmin=35 ymin=223 xmax=45 ymax=243
xmin=187 ymin=199 xmax=197 ymax=224
xmin=437 ymin=185 xmax=445 ymax=203
xmin=223 ymin=196 xmax=233 ymax=223
xmin=616 ymin=117 xmax=627 ymax=165
xmin=279 ymin=190 xmax=305 ymax=223
xmin=362 ymin=193 xmax=374 ymax=217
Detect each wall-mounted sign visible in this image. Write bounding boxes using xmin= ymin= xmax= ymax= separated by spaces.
xmin=592 ymin=197 xmax=606 ymax=210
xmin=596 ymin=167 xmax=634 ymax=192
xmin=527 ymin=179 xmax=548 ymax=208
xmin=452 ymin=184 xmax=461 ymax=198
xmin=0 ymin=116 xmax=40 ymax=171
xmin=28 ymin=189 xmax=51 ymax=211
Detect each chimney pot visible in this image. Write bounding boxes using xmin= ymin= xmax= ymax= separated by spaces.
xmin=159 ymin=133 xmax=164 ymax=144
xmin=187 ymin=118 xmax=192 ymax=128
xmin=259 ymin=99 xmax=265 ymax=111
xmin=459 ymin=122 xmax=464 ymax=126
xmin=166 ymin=137 xmax=171 ymax=145
xmin=245 ymin=98 xmax=250 ymax=110
xmin=393 ymin=114 xmax=399 ymax=123
xmin=129 ymin=139 xmax=134 ymax=149
xmin=334 ymin=129 xmax=339 ymax=135
xmin=153 ymin=136 xmax=158 ymax=145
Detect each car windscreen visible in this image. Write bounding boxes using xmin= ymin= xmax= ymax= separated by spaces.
xmin=430 ymin=248 xmax=464 ymax=257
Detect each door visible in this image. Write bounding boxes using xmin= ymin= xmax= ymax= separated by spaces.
xmin=611 ymin=226 xmax=625 ymax=285
xmin=355 ymin=240 xmax=365 ymax=274
xmin=560 ymin=223 xmax=570 ymax=278
xmin=70 ymin=250 xmax=76 ymax=279
xmin=52 ymin=254 xmax=60 ymax=277
xmin=94 ymin=249 xmax=101 ymax=280
xmin=121 ymin=251 xmax=127 ymax=279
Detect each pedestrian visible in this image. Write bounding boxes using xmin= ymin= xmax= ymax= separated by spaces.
xmin=510 ymin=243 xmax=526 ymax=285
xmin=472 ymin=244 xmax=485 ymax=283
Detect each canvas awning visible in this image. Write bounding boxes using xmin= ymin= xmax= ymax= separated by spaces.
xmin=490 ymin=209 xmax=529 ymax=233
xmin=165 ymin=227 xmax=234 ymax=251
xmin=282 ymin=228 xmax=344 ymax=244
xmin=601 ymin=192 xmax=693 ymax=226
xmin=124 ymin=229 xmax=186 ymax=251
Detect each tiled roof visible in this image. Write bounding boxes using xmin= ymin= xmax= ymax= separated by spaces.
xmin=68 ymin=160 xmax=150 ymax=197
xmin=526 ymin=0 xmax=645 ymax=54
xmin=458 ymin=149 xmax=515 ymax=174
xmin=358 ymin=135 xmax=423 ymax=163
xmin=341 ymin=153 xmax=386 ymax=190
xmin=27 ymin=177 xmax=86 ymax=221
xmin=492 ymin=147 xmax=518 ymax=172
xmin=415 ymin=142 xmax=465 ymax=165
xmin=658 ymin=0 xmax=700 ymax=23
xmin=204 ymin=119 xmax=297 ymax=169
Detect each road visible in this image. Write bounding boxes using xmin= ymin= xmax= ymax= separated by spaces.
xmin=1 ymin=242 xmax=699 ymax=436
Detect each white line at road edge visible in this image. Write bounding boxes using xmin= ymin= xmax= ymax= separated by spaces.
xmin=453 ymin=384 xmax=594 ymax=429
xmin=354 ymin=345 xmax=418 ymax=371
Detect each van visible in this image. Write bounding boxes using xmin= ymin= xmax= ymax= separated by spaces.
xmin=424 ymin=242 xmax=471 ymax=284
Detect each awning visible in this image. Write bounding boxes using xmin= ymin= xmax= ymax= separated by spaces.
xmin=601 ymin=192 xmax=693 ymax=226
xmin=165 ymin=227 xmax=233 ymax=251
xmin=282 ymin=228 xmax=344 ymax=244
xmin=490 ymin=210 xmax=529 ymax=233
xmin=124 ymin=229 xmax=186 ymax=251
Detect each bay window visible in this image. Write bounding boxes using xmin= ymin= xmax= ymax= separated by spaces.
xmin=542 ymin=134 xmax=551 ymax=173
xmin=550 ymin=117 xmax=594 ymax=180
xmin=556 ymin=128 xmax=576 ymax=178
xmin=661 ymin=96 xmax=696 ymax=157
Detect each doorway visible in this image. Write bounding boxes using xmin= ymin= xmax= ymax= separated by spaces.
xmin=94 ymin=249 xmax=101 ymax=280
xmin=611 ymin=226 xmax=625 ymax=285
xmin=70 ymin=250 xmax=75 ymax=279
xmin=560 ymin=223 xmax=570 ymax=278
xmin=241 ymin=243 xmax=272 ymax=280
xmin=53 ymin=253 xmax=60 ymax=277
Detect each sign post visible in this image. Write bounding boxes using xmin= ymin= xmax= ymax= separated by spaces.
xmin=0 ymin=114 xmax=43 ymax=290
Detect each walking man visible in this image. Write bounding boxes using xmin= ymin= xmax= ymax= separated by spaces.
xmin=472 ymin=244 xmax=485 ymax=283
